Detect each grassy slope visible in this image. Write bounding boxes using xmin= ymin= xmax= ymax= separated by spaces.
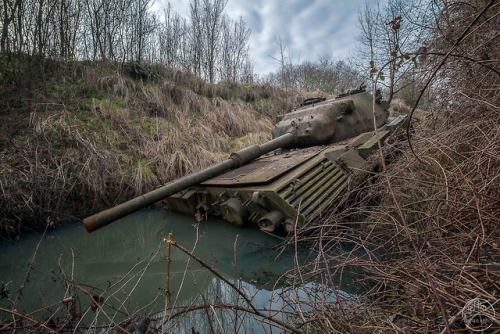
xmin=0 ymin=57 xmax=309 ymax=237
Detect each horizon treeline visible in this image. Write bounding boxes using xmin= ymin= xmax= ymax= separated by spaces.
xmin=1 ymin=0 xmax=254 ymax=83
xmin=3 ymin=0 xmax=479 ymax=101
xmin=0 ymin=0 xmax=370 ymax=95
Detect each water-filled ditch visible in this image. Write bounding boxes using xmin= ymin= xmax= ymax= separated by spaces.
xmin=0 ymin=208 xmax=360 ymax=333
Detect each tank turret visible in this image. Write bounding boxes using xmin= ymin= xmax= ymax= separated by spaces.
xmin=83 ymin=89 xmax=405 ymax=233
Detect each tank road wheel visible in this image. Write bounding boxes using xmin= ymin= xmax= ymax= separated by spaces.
xmin=258 ymin=211 xmax=284 ymax=232
xmin=221 ymin=198 xmax=248 ymax=227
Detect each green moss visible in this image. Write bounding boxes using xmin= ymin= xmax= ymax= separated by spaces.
xmin=14 ymin=129 xmax=34 ymax=142
xmin=138 ymin=157 xmax=153 ymax=176
xmin=107 ymin=98 xmax=126 ymax=110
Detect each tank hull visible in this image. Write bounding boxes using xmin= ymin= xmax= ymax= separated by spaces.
xmin=164 ymin=115 xmax=406 ymax=232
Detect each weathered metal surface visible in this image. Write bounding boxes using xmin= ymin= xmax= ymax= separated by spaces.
xmin=272 ymin=91 xmax=389 ymax=148
xmin=357 ymin=130 xmax=390 ymax=159
xmin=203 ymin=147 xmax=322 ymax=186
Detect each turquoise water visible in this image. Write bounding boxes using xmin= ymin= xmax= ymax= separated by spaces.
xmin=0 ymin=209 xmax=356 ymax=333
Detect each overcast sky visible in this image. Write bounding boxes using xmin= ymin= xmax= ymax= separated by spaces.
xmin=157 ymin=0 xmax=377 ymax=75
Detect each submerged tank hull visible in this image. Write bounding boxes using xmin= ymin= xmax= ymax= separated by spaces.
xmin=165 ymin=92 xmax=406 ymax=232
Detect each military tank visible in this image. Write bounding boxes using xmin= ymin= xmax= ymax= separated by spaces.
xmin=83 ymin=87 xmax=406 ymax=233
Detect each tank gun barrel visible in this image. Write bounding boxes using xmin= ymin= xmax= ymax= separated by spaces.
xmin=83 ymin=132 xmax=294 ymax=232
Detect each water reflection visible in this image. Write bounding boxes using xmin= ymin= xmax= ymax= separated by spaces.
xmin=0 ymin=208 xmax=357 ymax=333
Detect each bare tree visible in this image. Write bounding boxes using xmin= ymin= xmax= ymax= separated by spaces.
xmin=1 ymin=0 xmax=22 ymax=52
xmin=201 ymin=0 xmax=227 ymax=83
xmin=188 ymin=0 xmax=203 ymax=76
xmin=264 ymin=46 xmax=362 ymax=94
xmin=1 ymin=0 xmax=255 ymax=83
xmin=354 ymin=0 xmax=431 ymax=103
xmin=271 ymin=36 xmax=295 ymax=89
xmin=220 ymin=15 xmax=250 ymax=82
xmin=158 ymin=2 xmax=185 ymax=68
xmin=131 ymin=0 xmax=155 ymax=64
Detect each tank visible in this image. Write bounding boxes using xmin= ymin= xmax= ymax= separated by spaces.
xmin=83 ymin=87 xmax=406 ymax=233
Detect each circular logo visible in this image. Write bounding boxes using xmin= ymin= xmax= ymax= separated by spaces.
xmin=462 ymin=298 xmax=495 ymax=332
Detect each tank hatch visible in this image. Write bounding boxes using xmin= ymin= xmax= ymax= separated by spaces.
xmin=202 ymin=147 xmax=323 ymax=186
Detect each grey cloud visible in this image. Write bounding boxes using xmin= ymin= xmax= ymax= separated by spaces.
xmin=156 ymin=0 xmax=367 ymax=74
xmin=247 ymin=0 xmax=363 ymax=73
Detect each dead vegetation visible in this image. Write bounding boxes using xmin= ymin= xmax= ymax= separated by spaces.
xmin=295 ymin=107 xmax=499 ymax=333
